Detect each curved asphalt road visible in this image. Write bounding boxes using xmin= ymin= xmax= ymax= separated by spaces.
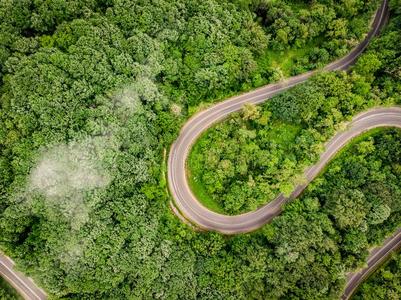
xmin=170 ymin=107 xmax=401 ymax=234
xmin=168 ymin=0 xmax=396 ymax=298
xmin=168 ymin=0 xmax=389 ymax=234
xmin=0 ymin=0 xmax=390 ymax=299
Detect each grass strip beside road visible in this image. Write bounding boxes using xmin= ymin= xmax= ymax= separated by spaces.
xmin=0 ymin=276 xmax=22 ymax=300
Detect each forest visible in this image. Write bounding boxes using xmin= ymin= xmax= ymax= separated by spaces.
xmin=0 ymin=0 xmax=400 ymax=299
xmin=189 ymin=69 xmax=390 ymax=214
xmin=0 ymin=277 xmax=21 ymax=300
xmin=354 ymin=252 xmax=401 ymax=299
xmin=189 ymin=4 xmax=400 ymax=214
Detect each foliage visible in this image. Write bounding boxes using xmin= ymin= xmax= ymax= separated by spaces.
xmin=0 ymin=0 xmax=400 ymax=299
xmin=353 ymin=252 xmax=401 ymax=299
xmin=0 ymin=277 xmax=22 ymax=300
xmin=189 ymin=0 xmax=401 ymax=214
xmin=262 ymin=128 xmax=401 ymax=299
xmin=189 ymin=69 xmax=396 ymax=214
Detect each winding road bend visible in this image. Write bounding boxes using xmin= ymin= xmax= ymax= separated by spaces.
xmin=0 ymin=0 xmax=391 ymax=299
xmin=168 ymin=0 xmax=389 ymax=234
xmin=168 ymin=0 xmax=397 ymax=298
xmin=169 ymin=106 xmax=401 ymax=234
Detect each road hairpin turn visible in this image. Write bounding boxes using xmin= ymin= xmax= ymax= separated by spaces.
xmin=168 ymin=0 xmax=394 ymax=298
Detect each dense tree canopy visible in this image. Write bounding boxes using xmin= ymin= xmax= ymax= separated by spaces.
xmin=353 ymin=252 xmax=401 ymax=299
xmin=190 ymin=0 xmax=401 ymax=214
xmin=0 ymin=0 xmax=400 ymax=299
xmin=190 ymin=70 xmax=383 ymax=213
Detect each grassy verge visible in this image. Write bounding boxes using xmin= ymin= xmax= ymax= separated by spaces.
xmin=187 ymin=136 xmax=226 ymax=214
xmin=0 ymin=277 xmax=22 ymax=300
xmin=257 ymin=40 xmax=318 ymax=78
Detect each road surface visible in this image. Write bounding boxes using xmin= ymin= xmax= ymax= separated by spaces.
xmin=0 ymin=254 xmax=47 ymax=299
xmin=169 ymin=106 xmax=400 ymax=234
xmin=342 ymin=229 xmax=401 ymax=299
xmin=168 ymin=0 xmax=389 ymax=234
xmin=0 ymin=0 xmax=390 ymax=299
xmin=168 ymin=0 xmax=395 ymax=298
